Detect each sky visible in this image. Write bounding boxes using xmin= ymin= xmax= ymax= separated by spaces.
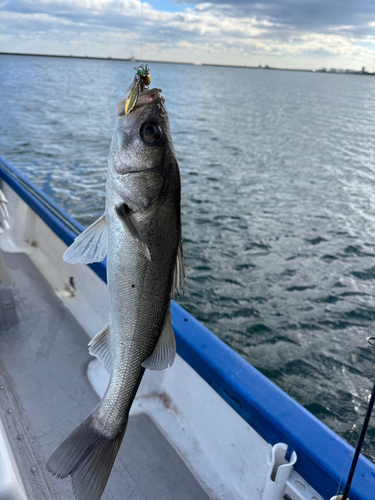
xmin=1 ymin=0 xmax=375 ymax=70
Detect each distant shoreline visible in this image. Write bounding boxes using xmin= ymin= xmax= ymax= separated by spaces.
xmin=201 ymin=63 xmax=313 ymax=73
xmin=0 ymin=51 xmax=373 ymax=75
xmin=202 ymin=62 xmax=375 ymax=75
xmin=0 ymin=51 xmax=194 ymax=65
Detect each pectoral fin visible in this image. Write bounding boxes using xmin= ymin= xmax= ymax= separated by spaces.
xmin=88 ymin=324 xmax=112 ymax=373
xmin=116 ymin=204 xmax=151 ymax=260
xmin=63 ymin=215 xmax=108 ymax=264
xmin=142 ymin=309 xmax=176 ymax=370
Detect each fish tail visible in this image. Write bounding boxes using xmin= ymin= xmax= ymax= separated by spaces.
xmin=46 ymin=413 xmax=126 ymax=500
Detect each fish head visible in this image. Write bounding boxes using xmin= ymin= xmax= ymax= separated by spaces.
xmin=109 ymin=87 xmax=178 ymax=210
xmin=111 ymin=88 xmax=174 ymax=176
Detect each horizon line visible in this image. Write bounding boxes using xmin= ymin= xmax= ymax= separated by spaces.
xmin=0 ymin=51 xmax=373 ymax=76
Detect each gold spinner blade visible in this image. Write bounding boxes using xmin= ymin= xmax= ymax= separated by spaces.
xmin=125 ymin=66 xmax=151 ymax=116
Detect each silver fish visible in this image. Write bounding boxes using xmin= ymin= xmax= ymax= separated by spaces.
xmin=47 ymin=83 xmax=184 ymax=500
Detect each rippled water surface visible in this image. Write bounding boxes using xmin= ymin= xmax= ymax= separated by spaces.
xmin=1 ymin=54 xmax=375 ymax=461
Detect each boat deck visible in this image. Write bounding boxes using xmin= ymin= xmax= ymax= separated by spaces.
xmin=0 ymin=251 xmax=210 ymax=500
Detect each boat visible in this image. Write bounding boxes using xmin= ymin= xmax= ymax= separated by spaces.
xmin=0 ymin=154 xmax=373 ymax=500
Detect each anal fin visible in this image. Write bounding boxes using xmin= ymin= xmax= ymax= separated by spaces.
xmin=142 ymin=309 xmax=176 ymax=370
xmin=88 ymin=324 xmax=112 ymax=373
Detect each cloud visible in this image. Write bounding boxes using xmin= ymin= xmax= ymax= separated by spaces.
xmin=1 ymin=0 xmax=375 ymax=69
xmin=176 ymin=0 xmax=375 ymax=35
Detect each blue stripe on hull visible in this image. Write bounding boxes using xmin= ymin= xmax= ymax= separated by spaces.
xmin=1 ymin=155 xmax=374 ymax=500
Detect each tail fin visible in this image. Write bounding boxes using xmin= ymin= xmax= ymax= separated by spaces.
xmin=46 ymin=415 xmax=126 ymax=500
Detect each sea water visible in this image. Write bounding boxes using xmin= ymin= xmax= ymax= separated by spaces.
xmin=1 ymin=54 xmax=375 ymax=461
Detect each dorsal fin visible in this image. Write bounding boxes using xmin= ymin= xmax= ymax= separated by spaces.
xmin=171 ymin=239 xmax=185 ymax=298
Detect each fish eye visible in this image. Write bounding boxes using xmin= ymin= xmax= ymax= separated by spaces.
xmin=140 ymin=121 xmax=162 ymax=145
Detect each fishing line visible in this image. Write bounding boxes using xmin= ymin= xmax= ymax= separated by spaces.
xmin=334 ymin=337 xmax=375 ymax=498
xmin=140 ymin=0 xmax=144 ymax=65
xmin=334 ymin=423 xmax=359 ymax=497
xmin=334 ymin=338 xmax=375 ymax=496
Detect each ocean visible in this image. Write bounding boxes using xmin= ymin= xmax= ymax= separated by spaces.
xmin=1 ymin=54 xmax=375 ymax=461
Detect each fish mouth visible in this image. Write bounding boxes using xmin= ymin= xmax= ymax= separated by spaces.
xmin=122 ymin=88 xmax=163 ymax=127
xmin=123 ymin=166 xmax=159 ymax=176
xmin=135 ymin=88 xmax=163 ymax=109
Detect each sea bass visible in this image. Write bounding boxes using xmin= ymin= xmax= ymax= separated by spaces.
xmin=47 ymin=80 xmax=184 ymax=500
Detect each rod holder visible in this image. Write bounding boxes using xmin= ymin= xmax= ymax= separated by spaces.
xmin=263 ymin=443 xmax=297 ymax=500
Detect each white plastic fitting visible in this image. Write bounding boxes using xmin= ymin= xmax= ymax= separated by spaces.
xmin=0 ymin=417 xmax=28 ymax=500
xmin=263 ymin=442 xmax=297 ymax=500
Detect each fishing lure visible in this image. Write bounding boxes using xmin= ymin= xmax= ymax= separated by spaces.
xmin=125 ymin=65 xmax=151 ymax=116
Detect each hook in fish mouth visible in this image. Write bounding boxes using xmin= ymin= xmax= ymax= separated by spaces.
xmin=119 ymin=90 xmax=164 ymax=131
xmin=135 ymin=88 xmax=164 ymax=108
xmin=116 ymin=86 xmax=163 ymax=119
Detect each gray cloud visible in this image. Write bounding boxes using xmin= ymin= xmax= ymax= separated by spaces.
xmin=175 ymin=0 xmax=375 ymax=38
xmin=2 ymin=0 xmax=140 ymax=30
xmin=2 ymin=0 xmax=374 ymax=39
xmin=6 ymin=0 xmax=375 ymax=34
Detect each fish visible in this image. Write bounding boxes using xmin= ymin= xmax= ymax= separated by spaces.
xmin=46 ymin=78 xmax=184 ymax=500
